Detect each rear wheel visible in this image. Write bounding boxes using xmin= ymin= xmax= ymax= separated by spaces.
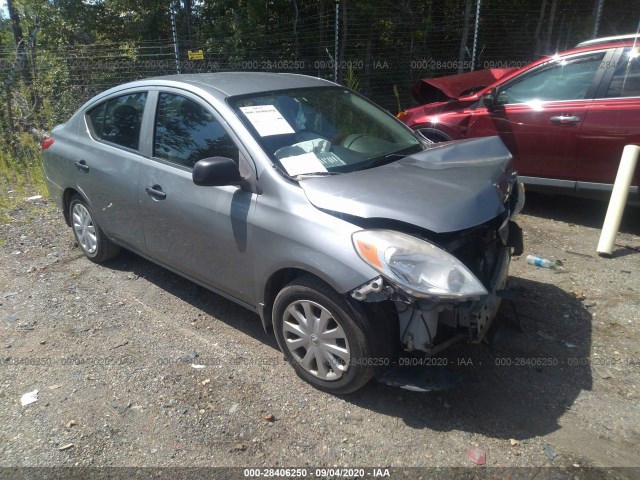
xmin=69 ymin=195 xmax=120 ymax=263
xmin=273 ymin=276 xmax=375 ymax=394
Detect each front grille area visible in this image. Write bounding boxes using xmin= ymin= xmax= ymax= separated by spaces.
xmin=453 ymin=228 xmax=500 ymax=288
xmin=433 ymin=217 xmax=503 ymax=289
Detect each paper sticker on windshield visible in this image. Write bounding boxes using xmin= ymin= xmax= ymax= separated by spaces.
xmin=317 ymin=152 xmax=346 ymax=167
xmin=279 ymin=153 xmax=328 ymax=176
xmin=239 ymin=105 xmax=295 ymax=137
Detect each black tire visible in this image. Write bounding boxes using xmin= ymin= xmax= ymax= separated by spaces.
xmin=69 ymin=194 xmax=120 ymax=263
xmin=273 ymin=275 xmax=376 ymax=394
xmin=417 ymin=128 xmax=452 ymax=143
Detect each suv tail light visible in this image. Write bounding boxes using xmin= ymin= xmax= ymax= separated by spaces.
xmin=41 ymin=138 xmax=55 ymax=151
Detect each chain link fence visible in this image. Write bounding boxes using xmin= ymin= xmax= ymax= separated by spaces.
xmin=1 ymin=1 xmax=639 ymax=129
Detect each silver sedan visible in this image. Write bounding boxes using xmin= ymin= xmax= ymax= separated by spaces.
xmin=43 ymin=73 xmax=524 ymax=394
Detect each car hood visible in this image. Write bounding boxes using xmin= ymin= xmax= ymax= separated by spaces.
xmin=411 ymin=68 xmax=517 ymax=104
xmin=298 ymin=137 xmax=513 ymax=234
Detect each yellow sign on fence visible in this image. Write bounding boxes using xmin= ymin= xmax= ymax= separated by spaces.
xmin=187 ymin=50 xmax=204 ymax=60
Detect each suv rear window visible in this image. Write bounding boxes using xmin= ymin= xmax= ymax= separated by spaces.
xmin=86 ymin=92 xmax=147 ymax=150
xmin=606 ymin=49 xmax=640 ymax=98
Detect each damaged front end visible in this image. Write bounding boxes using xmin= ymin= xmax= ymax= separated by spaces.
xmin=349 ymin=175 xmax=524 ymax=357
xmin=299 ymin=136 xmax=525 ymax=390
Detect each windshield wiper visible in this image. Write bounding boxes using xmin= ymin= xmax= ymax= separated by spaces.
xmin=360 ymin=152 xmax=410 ymax=170
xmin=295 ymin=171 xmax=341 ymax=179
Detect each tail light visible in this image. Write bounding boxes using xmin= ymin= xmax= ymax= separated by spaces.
xmin=41 ymin=137 xmax=55 ymax=151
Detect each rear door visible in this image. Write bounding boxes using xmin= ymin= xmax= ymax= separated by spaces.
xmin=137 ymin=90 xmax=257 ymax=305
xmin=469 ymin=50 xmax=610 ymax=185
xmin=577 ymin=47 xmax=640 ymax=191
xmin=77 ymin=91 xmax=148 ymax=251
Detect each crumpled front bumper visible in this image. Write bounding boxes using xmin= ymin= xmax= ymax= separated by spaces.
xmin=348 ymin=178 xmax=524 ymax=391
xmin=349 ymin=216 xmax=523 ymax=355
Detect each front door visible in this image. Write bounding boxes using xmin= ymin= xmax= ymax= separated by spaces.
xmin=138 ymin=91 xmax=257 ymax=304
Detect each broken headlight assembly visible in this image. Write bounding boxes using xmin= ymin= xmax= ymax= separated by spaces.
xmin=352 ymin=230 xmax=488 ymax=300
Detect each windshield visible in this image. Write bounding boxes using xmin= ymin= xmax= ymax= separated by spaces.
xmin=228 ymin=87 xmax=422 ymax=177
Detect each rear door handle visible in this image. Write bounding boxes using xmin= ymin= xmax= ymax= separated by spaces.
xmin=75 ymin=160 xmax=89 ymax=172
xmin=145 ymin=185 xmax=166 ymax=200
xmin=550 ymin=115 xmax=580 ymax=125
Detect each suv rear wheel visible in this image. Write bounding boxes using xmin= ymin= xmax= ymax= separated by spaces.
xmin=417 ymin=128 xmax=452 ymax=143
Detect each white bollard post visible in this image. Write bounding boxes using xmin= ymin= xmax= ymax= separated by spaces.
xmin=597 ymin=144 xmax=640 ymax=256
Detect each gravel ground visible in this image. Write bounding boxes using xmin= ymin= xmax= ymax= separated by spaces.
xmin=0 ymin=192 xmax=639 ymax=478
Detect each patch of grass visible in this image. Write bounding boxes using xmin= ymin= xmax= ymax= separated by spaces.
xmin=0 ymin=135 xmax=49 ymax=223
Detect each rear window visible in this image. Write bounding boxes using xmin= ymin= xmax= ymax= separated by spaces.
xmin=606 ymin=48 xmax=640 ymax=98
xmin=86 ymin=92 xmax=147 ymax=150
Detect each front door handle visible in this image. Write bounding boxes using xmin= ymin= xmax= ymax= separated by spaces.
xmin=145 ymin=185 xmax=166 ymax=200
xmin=550 ymin=115 xmax=580 ymax=125
xmin=75 ymin=160 xmax=89 ymax=172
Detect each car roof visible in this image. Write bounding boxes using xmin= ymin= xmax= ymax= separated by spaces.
xmin=125 ymin=72 xmax=337 ymax=99
xmin=576 ymin=33 xmax=640 ymax=48
xmin=75 ymin=73 xmax=340 ymax=117
xmin=479 ymin=37 xmax=639 ymax=93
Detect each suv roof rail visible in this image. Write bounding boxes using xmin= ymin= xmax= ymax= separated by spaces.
xmin=576 ymin=33 xmax=640 ymax=48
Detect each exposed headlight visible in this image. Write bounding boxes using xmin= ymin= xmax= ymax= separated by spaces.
xmin=352 ymin=230 xmax=488 ymax=299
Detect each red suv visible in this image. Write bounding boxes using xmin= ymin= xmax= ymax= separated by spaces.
xmin=399 ymin=35 xmax=640 ymax=203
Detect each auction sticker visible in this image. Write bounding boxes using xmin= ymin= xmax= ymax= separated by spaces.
xmin=279 ymin=152 xmax=327 ymax=176
xmin=239 ymin=105 xmax=295 ymax=136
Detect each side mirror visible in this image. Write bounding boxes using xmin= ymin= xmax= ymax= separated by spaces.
xmin=481 ymin=91 xmax=496 ymax=108
xmin=193 ymin=156 xmax=243 ymax=187
xmin=496 ymin=91 xmax=509 ymax=105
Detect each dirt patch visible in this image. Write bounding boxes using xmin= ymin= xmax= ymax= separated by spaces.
xmin=0 ymin=193 xmax=639 ymax=475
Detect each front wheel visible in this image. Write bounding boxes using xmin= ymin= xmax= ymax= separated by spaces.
xmin=69 ymin=195 xmax=120 ymax=263
xmin=273 ymin=276 xmax=375 ymax=394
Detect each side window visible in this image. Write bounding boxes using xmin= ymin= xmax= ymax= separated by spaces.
xmin=154 ymin=93 xmax=239 ymax=169
xmin=606 ymin=49 xmax=640 ymax=98
xmin=87 ymin=103 xmax=106 ymax=139
xmin=86 ymin=92 xmax=147 ymax=150
xmin=497 ymin=52 xmax=606 ymax=104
